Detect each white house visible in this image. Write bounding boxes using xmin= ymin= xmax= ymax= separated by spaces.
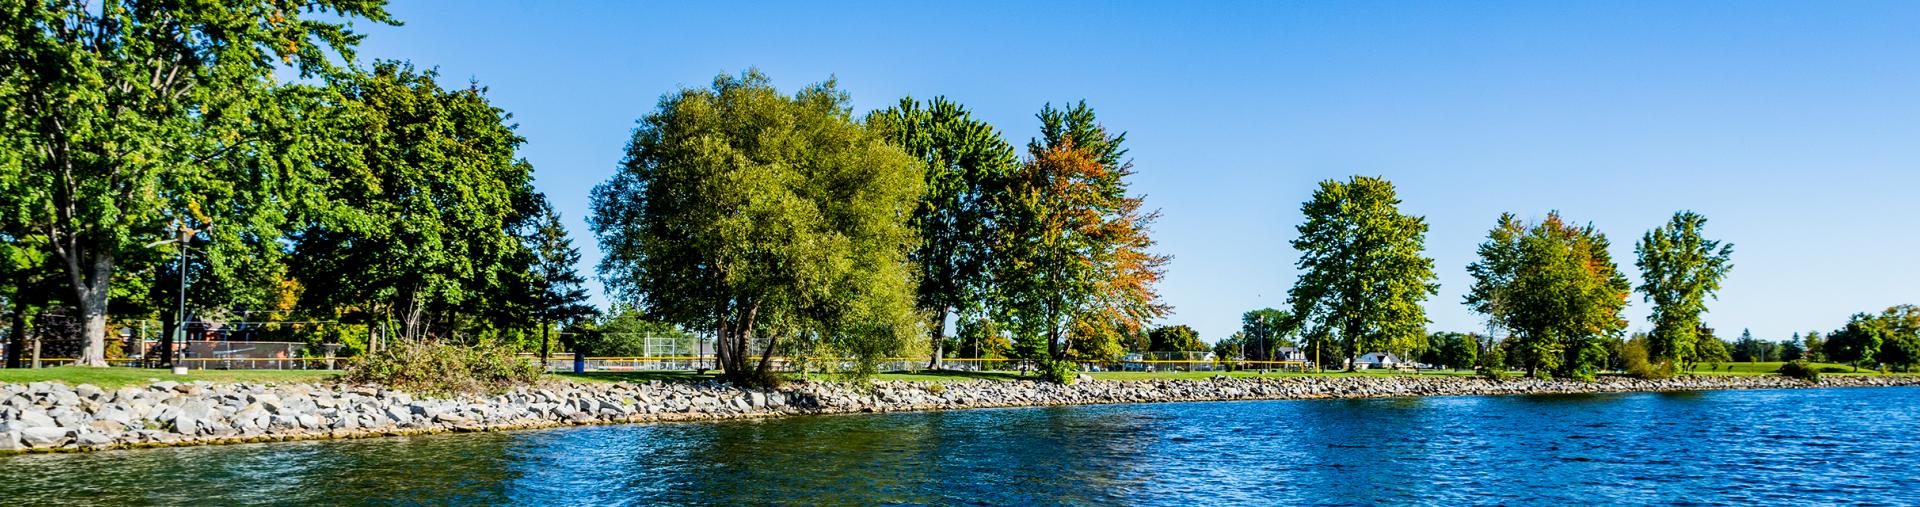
xmin=1351 ymin=352 xmax=1404 ymax=370
xmin=1274 ymin=346 xmax=1306 ymax=362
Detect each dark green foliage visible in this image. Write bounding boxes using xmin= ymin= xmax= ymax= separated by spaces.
xmin=867 ymin=97 xmax=1018 ymax=367
xmin=0 ymin=0 xmax=396 ymax=365
xmin=1780 ymin=339 xmax=1806 ymax=363
xmin=1732 ymin=329 xmax=1778 ymax=362
xmin=1825 ymin=313 xmax=1886 ymax=372
xmin=345 ymin=339 xmax=543 ymax=396
xmin=1147 ymin=325 xmax=1208 ymax=353
xmin=1777 ymin=360 xmax=1821 ymax=382
xmin=1429 ymin=332 xmax=1478 ymax=370
xmin=292 ymin=61 xmax=542 ymax=344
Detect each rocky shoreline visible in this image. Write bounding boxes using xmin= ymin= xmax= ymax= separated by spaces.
xmin=3 ymin=374 xmax=1917 ymax=454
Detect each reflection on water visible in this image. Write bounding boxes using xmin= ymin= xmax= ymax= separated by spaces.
xmin=4 ymin=386 xmax=1918 ymax=506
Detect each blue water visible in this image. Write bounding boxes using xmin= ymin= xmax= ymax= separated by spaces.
xmin=3 ymin=386 xmax=1917 ymax=505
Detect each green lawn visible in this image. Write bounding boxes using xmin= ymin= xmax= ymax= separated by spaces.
xmin=1681 ymin=361 xmax=1876 ymax=376
xmin=0 ymin=367 xmax=342 ymax=389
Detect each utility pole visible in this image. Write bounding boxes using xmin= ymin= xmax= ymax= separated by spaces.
xmin=169 ymin=224 xmax=190 ymax=368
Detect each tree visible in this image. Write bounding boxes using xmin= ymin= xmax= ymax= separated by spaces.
xmin=1147 ymin=325 xmax=1206 ymax=353
xmin=1874 ymin=305 xmax=1920 ymax=372
xmin=1694 ymin=331 xmax=1732 ymax=370
xmin=1732 ymin=329 xmax=1770 ymax=362
xmin=566 ymin=308 xmax=693 ymax=357
xmin=1286 ymin=176 xmax=1437 ymax=372
xmin=290 ymin=62 xmax=540 ymax=346
xmin=522 ymin=199 xmax=596 ymax=363
xmin=1635 ymin=211 xmax=1734 ymax=371
xmin=0 ymin=1 xmax=396 ymax=365
xmin=1238 ymin=308 xmax=1297 ymax=362
xmin=992 ymin=102 xmax=1168 ymax=381
xmin=955 ymin=317 xmax=1012 ymax=359
xmin=1465 ymin=212 xmax=1631 ymax=380
xmin=1780 ymin=339 xmax=1805 ymax=364
xmin=1213 ymin=332 xmax=1246 ymax=360
xmin=1825 ymin=313 xmax=1885 ymax=372
xmin=1429 ymin=332 xmax=1478 ymax=370
xmin=1804 ymin=331 xmax=1826 ymax=362
xmin=590 ymin=70 xmax=923 ymax=385
xmin=866 ymin=97 xmax=1018 ymax=370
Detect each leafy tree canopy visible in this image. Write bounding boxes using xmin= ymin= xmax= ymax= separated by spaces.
xmin=590 ymin=69 xmax=924 ymax=385
xmin=1287 ymin=176 xmax=1437 ymax=371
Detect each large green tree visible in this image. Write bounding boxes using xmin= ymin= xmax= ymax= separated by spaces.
xmin=992 ymin=102 xmax=1169 ymax=380
xmin=590 ymin=70 xmax=924 ymax=385
xmin=1286 ymin=176 xmax=1437 ymax=371
xmin=1634 ymin=211 xmax=1734 ymax=370
xmin=290 ymin=61 xmax=540 ymax=346
xmin=866 ymin=97 xmax=1018 ymax=369
xmin=0 ymin=0 xmax=394 ymax=365
xmin=1465 ymin=212 xmax=1631 ymax=379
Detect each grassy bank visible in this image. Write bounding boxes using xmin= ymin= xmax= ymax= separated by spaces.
xmin=0 ymin=367 xmax=342 ymax=389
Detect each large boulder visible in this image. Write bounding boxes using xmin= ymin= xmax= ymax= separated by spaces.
xmin=20 ymin=427 xmax=71 ymax=448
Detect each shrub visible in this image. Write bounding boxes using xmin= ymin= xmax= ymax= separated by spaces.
xmin=1621 ymin=336 xmax=1675 ymax=379
xmin=345 ymin=340 xmax=543 ymax=396
xmin=1778 ymin=360 xmax=1821 ymax=382
xmin=1041 ymin=359 xmax=1078 ymax=384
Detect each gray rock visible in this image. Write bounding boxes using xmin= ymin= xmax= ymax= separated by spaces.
xmin=178 ymin=400 xmax=214 ymax=422
xmin=20 ymin=427 xmax=71 ymax=447
xmin=16 ymin=409 xmax=56 ymax=429
xmin=75 ymin=431 xmax=113 ymax=447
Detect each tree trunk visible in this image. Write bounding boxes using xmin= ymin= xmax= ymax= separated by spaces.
xmin=4 ymin=297 xmax=28 ymax=369
xmin=74 ymin=259 xmax=113 ymax=367
xmin=927 ymin=307 xmax=948 ymax=370
xmin=159 ymin=314 xmax=178 ymax=368
xmin=539 ymin=320 xmax=552 ymax=365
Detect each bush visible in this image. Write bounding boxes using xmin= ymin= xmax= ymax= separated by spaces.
xmin=1621 ymin=336 xmax=1674 ymax=379
xmin=345 ymin=340 xmax=543 ymax=395
xmin=1041 ymin=359 xmax=1078 ymax=384
xmin=1778 ymin=360 xmax=1821 ymax=382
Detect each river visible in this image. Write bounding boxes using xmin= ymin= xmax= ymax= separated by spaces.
xmin=2 ymin=386 xmax=1916 ymax=505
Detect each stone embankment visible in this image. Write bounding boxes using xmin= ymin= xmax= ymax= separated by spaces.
xmin=3 ymin=374 xmax=1916 ymax=454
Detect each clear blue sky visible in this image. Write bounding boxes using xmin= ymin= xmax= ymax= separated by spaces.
xmin=346 ymin=0 xmax=1920 ymax=344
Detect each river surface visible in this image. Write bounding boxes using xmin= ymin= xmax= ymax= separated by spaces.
xmin=3 ymin=386 xmax=1918 ymax=506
